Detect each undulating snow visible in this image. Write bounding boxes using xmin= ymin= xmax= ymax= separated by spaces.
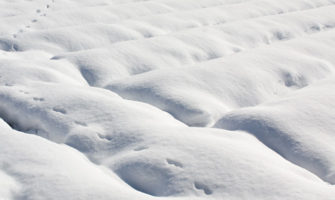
xmin=1 ymin=0 xmax=335 ymax=199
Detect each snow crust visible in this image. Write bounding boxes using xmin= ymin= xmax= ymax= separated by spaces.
xmin=1 ymin=0 xmax=335 ymax=199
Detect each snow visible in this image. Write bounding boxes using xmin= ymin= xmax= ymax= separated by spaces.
xmin=1 ymin=0 xmax=335 ymax=199
xmin=215 ymin=77 xmax=335 ymax=184
xmin=0 ymin=120 xmax=153 ymax=200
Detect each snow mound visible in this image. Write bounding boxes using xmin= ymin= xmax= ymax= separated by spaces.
xmin=215 ymin=77 xmax=335 ymax=184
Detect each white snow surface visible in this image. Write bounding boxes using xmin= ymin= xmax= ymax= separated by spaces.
xmin=1 ymin=0 xmax=335 ymax=199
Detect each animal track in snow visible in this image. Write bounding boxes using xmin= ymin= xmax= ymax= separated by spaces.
xmin=134 ymin=146 xmax=148 ymax=151
xmin=74 ymin=121 xmax=87 ymax=126
xmin=97 ymin=133 xmax=112 ymax=141
xmin=194 ymin=181 xmax=213 ymax=195
xmin=166 ymin=159 xmax=183 ymax=168
xmin=9 ymin=0 xmax=54 ymax=39
xmin=18 ymin=90 xmax=29 ymax=94
xmin=52 ymin=107 xmax=67 ymax=114
xmin=33 ymin=97 xmax=44 ymax=101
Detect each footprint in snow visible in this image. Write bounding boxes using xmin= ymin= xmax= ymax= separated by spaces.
xmin=166 ymin=158 xmax=183 ymax=168
xmin=33 ymin=97 xmax=44 ymax=101
xmin=52 ymin=107 xmax=67 ymax=114
xmin=97 ymin=133 xmax=112 ymax=141
xmin=19 ymin=90 xmax=29 ymax=94
xmin=74 ymin=121 xmax=87 ymax=127
xmin=134 ymin=146 xmax=148 ymax=151
xmin=194 ymin=181 xmax=213 ymax=195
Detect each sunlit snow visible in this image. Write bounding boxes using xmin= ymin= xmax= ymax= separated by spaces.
xmin=1 ymin=0 xmax=335 ymax=199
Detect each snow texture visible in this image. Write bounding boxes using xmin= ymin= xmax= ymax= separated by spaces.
xmin=1 ymin=0 xmax=335 ymax=199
